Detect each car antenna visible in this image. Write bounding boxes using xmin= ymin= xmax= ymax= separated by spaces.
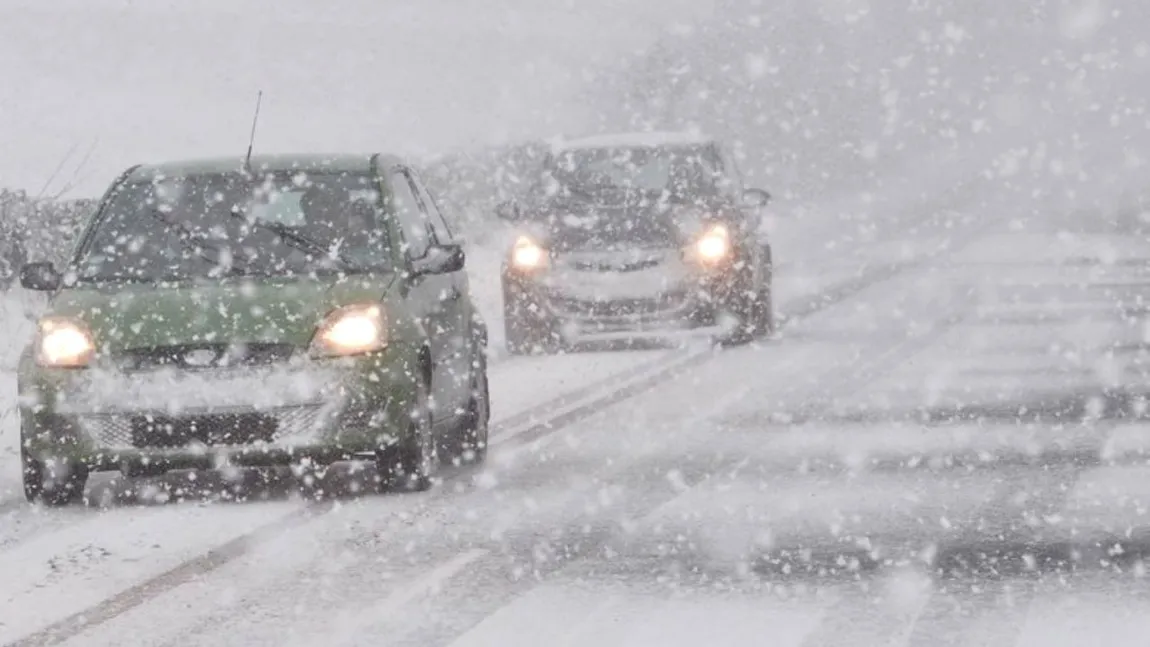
xmin=243 ymin=89 xmax=264 ymax=175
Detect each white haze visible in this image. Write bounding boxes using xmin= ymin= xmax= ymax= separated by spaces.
xmin=5 ymin=1 xmax=1150 ymax=645
xmin=0 ymin=0 xmax=711 ymax=196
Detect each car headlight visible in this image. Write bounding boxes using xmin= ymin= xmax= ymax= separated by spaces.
xmin=694 ymin=224 xmax=731 ymax=262
xmin=310 ymin=304 xmax=388 ymax=357
xmin=36 ymin=318 xmax=96 ymax=368
xmin=511 ymin=235 xmax=549 ymax=270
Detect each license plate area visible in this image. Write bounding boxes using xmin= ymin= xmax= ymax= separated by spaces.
xmin=130 ymin=413 xmax=279 ymax=448
xmin=550 ymin=293 xmax=689 ymax=318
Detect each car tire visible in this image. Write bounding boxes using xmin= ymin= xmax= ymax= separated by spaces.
xmin=717 ymin=267 xmax=761 ymax=346
xmin=23 ymin=452 xmax=88 ymax=506
xmin=753 ymin=286 xmax=775 ymax=337
xmin=378 ymin=374 xmax=436 ymax=493
xmin=449 ymin=350 xmax=490 ymax=465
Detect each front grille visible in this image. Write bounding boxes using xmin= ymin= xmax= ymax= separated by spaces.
xmin=131 ymin=413 xmax=278 ymax=448
xmin=115 ymin=343 xmax=295 ymax=372
xmin=550 ymin=292 xmax=689 ymax=318
xmin=81 ymin=405 xmax=328 ymax=449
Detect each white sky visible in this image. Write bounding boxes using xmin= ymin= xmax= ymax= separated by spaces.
xmin=0 ymin=0 xmax=712 ymax=197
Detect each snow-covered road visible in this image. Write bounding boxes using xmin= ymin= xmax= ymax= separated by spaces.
xmin=3 ymin=163 xmax=1150 ymax=645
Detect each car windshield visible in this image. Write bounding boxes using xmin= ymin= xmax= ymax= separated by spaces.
xmin=539 ymin=145 xmax=724 ymax=199
xmin=72 ymin=170 xmax=392 ymax=283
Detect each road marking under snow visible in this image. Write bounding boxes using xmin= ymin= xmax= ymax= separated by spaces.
xmin=488 ymin=256 xmax=941 ymax=452
xmin=6 ymin=502 xmax=334 ymax=647
xmin=320 ymin=548 xmax=489 ymax=647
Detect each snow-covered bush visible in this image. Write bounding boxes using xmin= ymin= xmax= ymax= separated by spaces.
xmin=0 ymin=189 xmax=94 ymax=268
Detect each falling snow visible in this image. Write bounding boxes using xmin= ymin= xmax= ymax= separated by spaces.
xmin=0 ymin=0 xmax=1150 ymax=645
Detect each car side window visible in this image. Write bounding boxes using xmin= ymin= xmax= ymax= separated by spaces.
xmin=386 ymin=170 xmax=431 ymax=259
xmin=409 ymin=171 xmax=454 ymax=243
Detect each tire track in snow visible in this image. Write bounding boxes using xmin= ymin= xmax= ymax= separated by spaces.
xmin=319 ymin=256 xmax=982 ymax=647
xmin=5 ymin=502 xmax=336 ymax=647
xmin=128 ymin=279 xmax=962 ymax=646
xmin=898 ymin=423 xmax=1124 ymax=647
xmin=798 ymin=228 xmax=1150 ymax=645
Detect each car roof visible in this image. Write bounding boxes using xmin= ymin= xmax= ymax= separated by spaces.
xmin=550 ymin=131 xmax=717 ymax=152
xmin=125 ymin=153 xmax=406 ymax=180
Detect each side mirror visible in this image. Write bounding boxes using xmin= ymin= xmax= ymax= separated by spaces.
xmin=411 ymin=243 xmax=465 ymax=277
xmin=495 ymin=199 xmax=522 ymax=221
xmin=20 ymin=262 xmax=62 ymax=291
xmin=741 ymin=188 xmax=771 ymax=208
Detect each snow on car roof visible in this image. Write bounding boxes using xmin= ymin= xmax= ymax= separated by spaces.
xmin=129 ymin=153 xmax=403 ymax=180
xmin=550 ymin=131 xmax=716 ymax=152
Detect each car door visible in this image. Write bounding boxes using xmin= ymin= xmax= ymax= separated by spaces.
xmin=386 ymin=167 xmax=468 ymax=422
xmin=407 ymin=168 xmax=473 ymax=414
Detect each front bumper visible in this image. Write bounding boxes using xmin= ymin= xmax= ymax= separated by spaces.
xmin=503 ymin=254 xmax=740 ymax=337
xmin=537 ymin=287 xmax=716 ymax=335
xmin=18 ymin=346 xmax=420 ymax=472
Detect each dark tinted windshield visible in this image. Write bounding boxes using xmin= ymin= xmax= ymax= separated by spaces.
xmin=536 ymin=145 xmax=726 ymax=200
xmin=73 ymin=170 xmax=392 ymax=283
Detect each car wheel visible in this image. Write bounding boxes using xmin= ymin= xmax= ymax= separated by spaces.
xmin=450 ymin=350 xmax=490 ymax=465
xmin=717 ymin=268 xmax=760 ymax=346
xmin=753 ymin=286 xmax=775 ymax=337
xmin=24 ymin=452 xmax=88 ymax=506
xmin=378 ymin=375 xmax=436 ymax=492
xmin=21 ymin=450 xmax=41 ymax=503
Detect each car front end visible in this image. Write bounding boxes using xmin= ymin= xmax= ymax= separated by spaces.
xmin=17 ymin=281 xmax=424 ymax=487
xmin=501 ymin=210 xmax=752 ymax=347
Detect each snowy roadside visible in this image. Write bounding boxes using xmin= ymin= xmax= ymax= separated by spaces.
xmin=0 ymin=289 xmax=42 ymax=502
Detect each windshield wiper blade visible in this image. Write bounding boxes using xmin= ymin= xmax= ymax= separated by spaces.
xmin=229 ymin=209 xmax=356 ymax=271
xmin=74 ymin=273 xmax=160 ymax=286
xmin=148 ymin=209 xmax=249 ymax=277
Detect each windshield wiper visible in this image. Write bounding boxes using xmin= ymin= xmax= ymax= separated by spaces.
xmin=228 ymin=208 xmax=356 ymax=271
xmin=148 ymin=209 xmax=249 ymax=277
xmin=73 ymin=272 xmax=162 ymax=286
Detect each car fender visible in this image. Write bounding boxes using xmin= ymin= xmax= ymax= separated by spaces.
xmin=380 ymin=294 xmax=432 ymax=366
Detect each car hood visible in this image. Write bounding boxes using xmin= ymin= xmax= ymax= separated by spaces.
xmin=44 ymin=273 xmax=397 ymax=352
xmin=520 ymin=191 xmax=733 ymax=252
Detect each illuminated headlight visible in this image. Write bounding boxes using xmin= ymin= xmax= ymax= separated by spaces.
xmin=310 ymin=304 xmax=388 ymax=357
xmin=36 ymin=318 xmax=96 ymax=368
xmin=511 ymin=236 xmax=549 ymax=270
xmin=695 ymin=224 xmax=731 ymax=262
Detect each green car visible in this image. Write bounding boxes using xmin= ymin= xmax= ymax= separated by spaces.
xmin=16 ymin=154 xmax=490 ymax=505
